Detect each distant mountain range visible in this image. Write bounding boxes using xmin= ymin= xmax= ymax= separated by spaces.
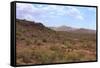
xmin=49 ymin=25 xmax=96 ymax=34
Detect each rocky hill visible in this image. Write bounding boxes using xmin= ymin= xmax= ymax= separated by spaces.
xmin=16 ymin=19 xmax=96 ymax=65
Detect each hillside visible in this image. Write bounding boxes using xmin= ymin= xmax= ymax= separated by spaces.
xmin=16 ymin=19 xmax=96 ymax=65
xmin=50 ymin=26 xmax=96 ymax=34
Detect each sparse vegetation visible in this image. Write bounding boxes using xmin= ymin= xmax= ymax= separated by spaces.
xmin=16 ymin=19 xmax=96 ymax=65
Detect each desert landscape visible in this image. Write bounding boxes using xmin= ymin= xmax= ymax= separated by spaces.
xmin=16 ymin=19 xmax=96 ymax=65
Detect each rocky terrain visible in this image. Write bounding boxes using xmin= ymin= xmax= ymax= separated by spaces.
xmin=16 ymin=19 xmax=96 ymax=65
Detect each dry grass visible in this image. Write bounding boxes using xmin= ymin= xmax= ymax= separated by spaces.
xmin=16 ymin=19 xmax=96 ymax=65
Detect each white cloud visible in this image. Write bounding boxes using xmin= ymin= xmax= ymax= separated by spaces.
xmin=66 ymin=6 xmax=84 ymax=20
xmin=16 ymin=3 xmax=84 ymax=21
xmin=16 ymin=3 xmax=46 ymax=21
xmin=16 ymin=3 xmax=34 ymax=20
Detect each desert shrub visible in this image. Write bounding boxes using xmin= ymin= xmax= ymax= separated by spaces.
xmin=21 ymin=29 xmax=26 ymax=33
xmin=31 ymin=34 xmax=37 ymax=38
xmin=25 ymin=38 xmax=33 ymax=46
xmin=49 ymin=44 xmax=67 ymax=62
xmin=50 ymin=44 xmax=66 ymax=52
xmin=16 ymin=31 xmax=22 ymax=40
xmin=16 ymin=31 xmax=21 ymax=36
xmin=30 ymin=44 xmax=67 ymax=64
xmin=32 ymin=48 xmax=55 ymax=63
xmin=16 ymin=58 xmax=23 ymax=65
xmin=37 ymin=42 xmax=41 ymax=46
xmin=80 ymin=41 xmax=96 ymax=51
xmin=33 ymin=49 xmax=66 ymax=63
xmin=82 ymin=53 xmax=96 ymax=61
xmin=20 ymin=37 xmax=25 ymax=41
xmin=63 ymin=41 xmax=73 ymax=49
xmin=42 ymin=39 xmax=47 ymax=43
xmin=50 ymin=45 xmax=60 ymax=51
xmin=54 ymin=52 xmax=66 ymax=62
xmin=65 ymin=51 xmax=85 ymax=62
xmin=34 ymin=39 xmax=43 ymax=46
xmin=17 ymin=48 xmax=33 ymax=63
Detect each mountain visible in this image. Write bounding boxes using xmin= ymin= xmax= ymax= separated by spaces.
xmin=75 ymin=28 xmax=96 ymax=34
xmin=50 ymin=26 xmax=96 ymax=34
xmin=16 ymin=19 xmax=62 ymax=44
xmin=50 ymin=25 xmax=77 ymax=31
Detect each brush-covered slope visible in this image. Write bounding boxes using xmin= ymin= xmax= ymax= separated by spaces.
xmin=16 ymin=19 xmax=96 ymax=65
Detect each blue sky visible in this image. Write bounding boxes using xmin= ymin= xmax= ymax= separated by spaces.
xmin=16 ymin=3 xmax=96 ymax=30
